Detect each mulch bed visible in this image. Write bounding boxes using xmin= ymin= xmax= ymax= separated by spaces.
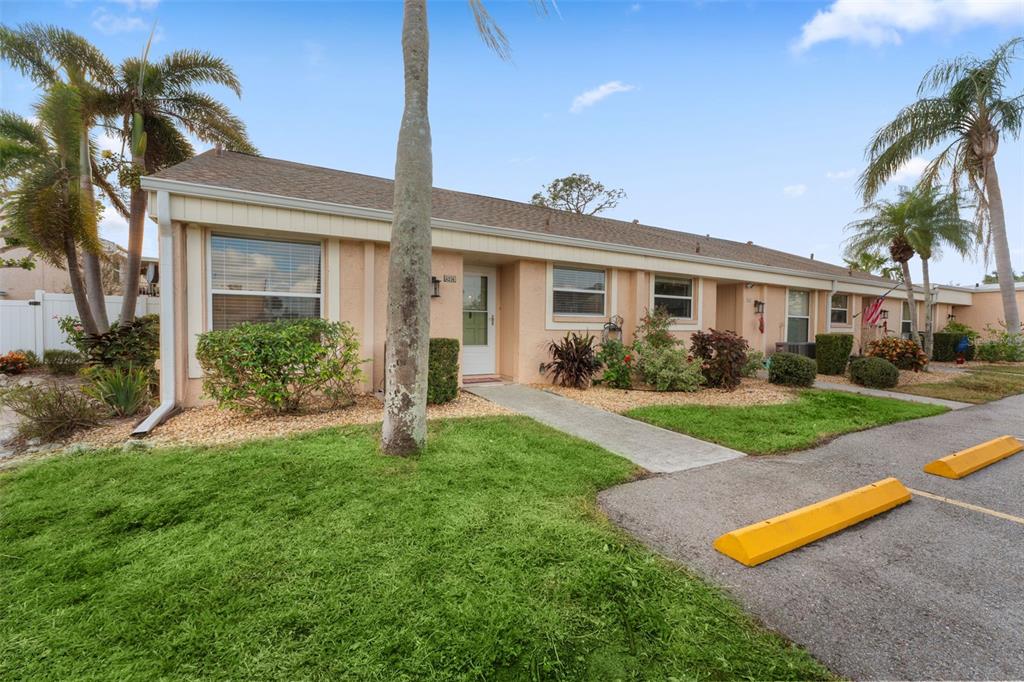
xmin=537 ymin=378 xmax=795 ymax=413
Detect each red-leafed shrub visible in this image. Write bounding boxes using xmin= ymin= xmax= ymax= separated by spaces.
xmin=866 ymin=337 xmax=928 ymax=371
xmin=0 ymin=351 xmax=29 ymax=375
xmin=689 ymin=329 xmax=750 ymax=390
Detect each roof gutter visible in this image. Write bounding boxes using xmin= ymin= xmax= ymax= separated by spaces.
xmin=132 ymin=189 xmax=178 ymax=437
xmin=137 ymin=176 xmax=938 ymax=295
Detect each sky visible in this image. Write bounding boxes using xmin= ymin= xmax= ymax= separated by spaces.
xmin=1 ymin=0 xmax=1022 ymax=286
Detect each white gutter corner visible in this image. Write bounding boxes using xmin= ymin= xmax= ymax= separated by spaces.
xmin=132 ymin=189 xmax=178 ymax=437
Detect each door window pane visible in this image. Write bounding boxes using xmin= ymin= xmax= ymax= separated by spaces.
xmin=787 ymin=290 xmax=810 ymax=342
xmin=463 ymin=274 xmax=489 ymax=346
xmin=787 ymin=317 xmax=809 ymax=343
xmin=787 ymin=290 xmax=809 ymax=316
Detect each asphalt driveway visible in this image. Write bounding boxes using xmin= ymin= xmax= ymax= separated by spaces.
xmin=599 ymin=394 xmax=1024 ymax=680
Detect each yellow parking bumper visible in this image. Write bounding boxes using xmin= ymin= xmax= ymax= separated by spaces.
xmin=713 ymin=478 xmax=912 ymax=567
xmin=923 ymin=435 xmax=1023 ymax=480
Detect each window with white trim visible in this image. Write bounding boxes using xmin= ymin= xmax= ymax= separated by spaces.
xmin=552 ymin=265 xmax=605 ymax=315
xmin=653 ymin=275 xmax=693 ymax=319
xmin=830 ymin=293 xmax=849 ymax=325
xmin=210 ymin=234 xmax=322 ymax=330
xmin=786 ymin=290 xmax=811 ymax=343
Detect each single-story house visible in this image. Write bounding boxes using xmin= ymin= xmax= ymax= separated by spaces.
xmin=134 ymin=149 xmax=1021 ymax=427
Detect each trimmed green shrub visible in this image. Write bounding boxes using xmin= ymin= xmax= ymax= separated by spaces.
xmin=740 ymin=350 xmax=765 ymax=378
xmin=637 ymin=344 xmax=704 ymax=392
xmin=59 ymin=314 xmax=159 ymax=370
xmin=931 ymin=332 xmax=975 ymax=362
xmin=0 ymin=382 xmax=102 ymax=442
xmin=815 ymin=333 xmax=854 ymax=375
xmin=975 ymin=338 xmax=1024 ymax=362
xmin=597 ymin=339 xmax=634 ymax=389
xmin=427 ymin=338 xmax=460 ymax=404
xmin=0 ymin=351 xmax=29 ymax=375
xmin=196 ymin=319 xmax=364 ymax=413
xmin=768 ymin=352 xmax=817 ymax=387
xmin=84 ymin=365 xmax=152 ymax=417
xmin=866 ymin=337 xmax=928 ymax=371
xmin=43 ymin=349 xmax=83 ymax=376
xmin=542 ymin=332 xmax=602 ymax=389
xmin=690 ymin=329 xmax=749 ymax=390
xmin=849 ymin=356 xmax=899 ymax=389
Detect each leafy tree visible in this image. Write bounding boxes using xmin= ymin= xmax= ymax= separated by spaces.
xmin=844 ymin=187 xmax=925 ymax=337
xmin=0 ymin=103 xmax=102 ymax=333
xmin=531 ymin=173 xmax=626 ymax=215
xmin=860 ymin=37 xmax=1023 ymax=336
xmin=0 ymin=23 xmax=124 ymax=332
xmin=98 ymin=30 xmax=256 ymax=322
xmin=982 ymin=270 xmax=1024 ymax=283
xmin=382 ymin=0 xmax=545 ymax=455
xmin=904 ymin=186 xmax=974 ymax=356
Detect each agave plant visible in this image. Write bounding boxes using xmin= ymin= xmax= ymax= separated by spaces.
xmin=541 ymin=332 xmax=602 ymax=389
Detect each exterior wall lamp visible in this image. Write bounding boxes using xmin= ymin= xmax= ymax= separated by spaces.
xmin=880 ymin=309 xmax=889 ymax=320
xmin=753 ymin=300 xmax=765 ymax=314
xmin=947 ymin=313 xmax=956 ymax=321
xmin=430 ymin=276 xmax=441 ymax=298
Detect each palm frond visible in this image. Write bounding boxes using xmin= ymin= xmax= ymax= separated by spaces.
xmin=157 ymin=50 xmax=243 ymax=97
xmin=28 ymin=24 xmax=114 ymax=84
xmin=0 ymin=24 xmax=57 ymax=85
xmin=468 ymin=0 xmax=511 ymax=60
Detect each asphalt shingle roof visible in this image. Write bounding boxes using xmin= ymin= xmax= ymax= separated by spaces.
xmin=152 ymin=150 xmax=889 ymax=284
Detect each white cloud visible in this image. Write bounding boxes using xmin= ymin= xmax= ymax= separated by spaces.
xmin=825 ymin=168 xmax=857 ymax=180
xmin=783 ymin=184 xmax=808 ymax=198
xmin=570 ymin=81 xmax=636 ymax=113
xmin=794 ymin=0 xmax=1024 ymax=52
xmin=891 ymin=156 xmax=930 ymax=183
xmin=92 ymin=9 xmax=147 ymax=34
xmin=629 ymin=3 xmax=642 ymax=12
xmin=108 ymin=0 xmax=161 ymax=10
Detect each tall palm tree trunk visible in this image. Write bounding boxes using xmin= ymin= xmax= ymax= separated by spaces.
xmin=983 ymin=156 xmax=1021 ymax=335
xmin=382 ymin=0 xmax=432 ymax=456
xmin=901 ymin=260 xmax=918 ymax=339
xmin=921 ymin=257 xmax=933 ymax=357
xmin=118 ymin=162 xmax=147 ymax=323
xmin=63 ymin=231 xmax=99 ymax=335
xmin=78 ymin=131 xmax=110 ymax=332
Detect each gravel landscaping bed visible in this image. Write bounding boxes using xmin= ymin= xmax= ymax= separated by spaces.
xmin=537 ymin=378 xmax=794 ymax=413
xmin=63 ymin=391 xmax=510 ymax=451
xmin=819 ymin=368 xmax=962 ymax=387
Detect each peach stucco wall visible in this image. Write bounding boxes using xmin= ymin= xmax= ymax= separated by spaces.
xmin=952 ymin=290 xmax=1024 ymax=334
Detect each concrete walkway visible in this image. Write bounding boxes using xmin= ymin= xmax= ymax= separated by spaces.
xmin=465 ymin=383 xmax=743 ymax=473
xmin=813 ymin=379 xmax=972 ymax=409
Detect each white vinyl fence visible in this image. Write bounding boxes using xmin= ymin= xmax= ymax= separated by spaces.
xmin=0 ymin=290 xmax=159 ymax=356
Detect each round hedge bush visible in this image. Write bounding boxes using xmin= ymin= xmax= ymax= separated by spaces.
xmin=849 ymin=356 xmax=899 ymax=389
xmin=768 ymin=351 xmax=816 ymax=387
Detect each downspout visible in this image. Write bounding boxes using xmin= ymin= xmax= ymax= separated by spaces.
xmin=825 ymin=280 xmax=837 ymax=333
xmin=132 ymin=189 xmax=178 ymax=436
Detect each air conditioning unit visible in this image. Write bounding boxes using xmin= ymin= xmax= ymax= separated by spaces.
xmin=774 ymin=341 xmax=816 ymax=358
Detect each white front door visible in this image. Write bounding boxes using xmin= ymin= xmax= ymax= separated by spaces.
xmin=462 ymin=267 xmax=496 ymax=375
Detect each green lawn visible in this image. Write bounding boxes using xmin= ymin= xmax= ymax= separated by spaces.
xmin=896 ymin=365 xmax=1024 ymax=404
xmin=627 ymin=390 xmax=946 ymax=455
xmin=0 ymin=416 xmax=827 ymax=680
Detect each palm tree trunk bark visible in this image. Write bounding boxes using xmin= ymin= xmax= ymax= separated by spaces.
xmin=63 ymin=232 xmax=99 ymax=336
xmin=921 ymin=257 xmax=933 ymax=357
xmin=118 ymin=180 xmax=146 ymax=323
xmin=79 ymin=131 xmax=110 ymax=332
xmin=381 ymin=0 xmax=432 ymax=456
xmin=983 ymin=156 xmax=1021 ymax=335
xmin=901 ymin=261 xmax=918 ymax=339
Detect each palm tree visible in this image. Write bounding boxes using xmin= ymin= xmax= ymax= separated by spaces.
xmin=99 ymin=34 xmax=256 ymax=322
xmin=844 ymin=188 xmax=923 ymax=338
xmin=860 ymin=37 xmax=1023 ymax=335
xmin=0 ymin=99 xmax=101 ymax=333
xmin=0 ymin=24 xmax=120 ymax=332
xmin=844 ymin=251 xmax=889 ymax=275
xmin=382 ymin=0 xmax=535 ymax=455
xmin=905 ymin=187 xmax=975 ymax=356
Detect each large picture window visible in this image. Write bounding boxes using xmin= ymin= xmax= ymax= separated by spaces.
xmin=787 ymin=290 xmax=811 ymax=343
xmin=552 ymin=265 xmax=605 ymax=315
xmin=210 ymin=234 xmax=322 ymax=330
xmin=830 ymin=293 xmax=849 ymax=325
xmin=653 ymin=275 xmax=693 ymax=319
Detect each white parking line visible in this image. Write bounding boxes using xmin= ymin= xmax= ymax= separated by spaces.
xmin=907 ymin=487 xmax=1024 ymax=525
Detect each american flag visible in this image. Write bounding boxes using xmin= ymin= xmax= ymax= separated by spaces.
xmin=863 ymin=292 xmax=888 ymax=325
